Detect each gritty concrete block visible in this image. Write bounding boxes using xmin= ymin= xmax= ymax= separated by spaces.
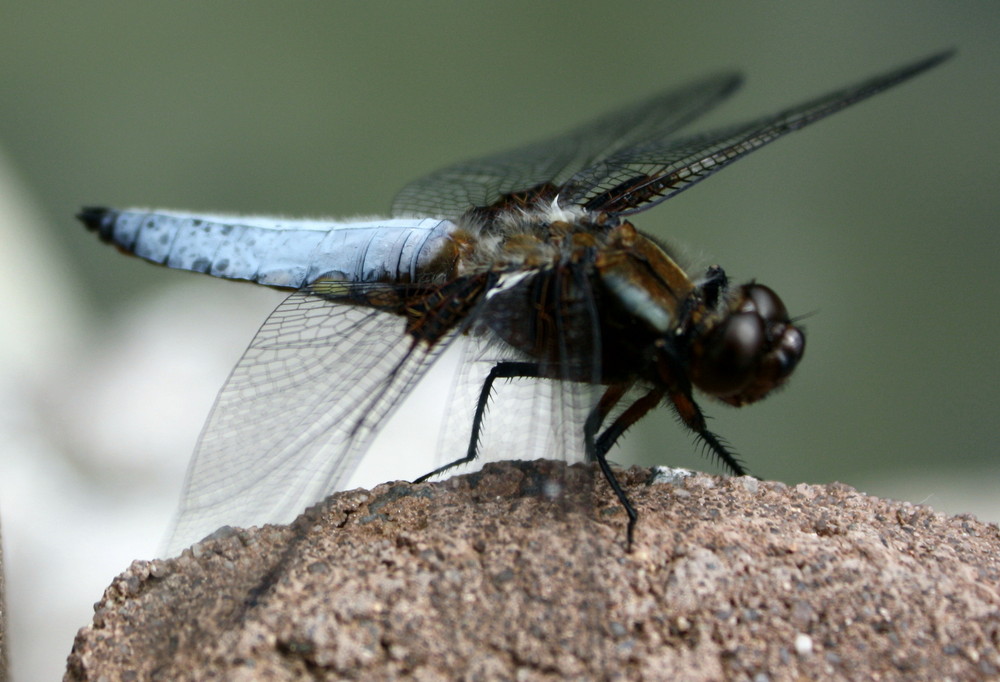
xmin=66 ymin=460 xmax=1000 ymax=680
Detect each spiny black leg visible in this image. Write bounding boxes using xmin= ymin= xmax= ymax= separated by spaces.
xmin=586 ymin=385 xmax=642 ymax=550
xmin=585 ymin=383 xmax=629 ymax=463
xmin=594 ymin=388 xmax=664 ymax=461
xmin=590 ymin=382 xmax=749 ymax=548
xmin=412 ymin=361 xmax=541 ymax=484
xmin=653 ymin=339 xmax=749 ymax=477
xmin=692 ymin=426 xmax=748 ymax=477
xmin=664 ymin=385 xmax=748 ymax=477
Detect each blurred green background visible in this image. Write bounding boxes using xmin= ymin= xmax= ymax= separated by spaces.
xmin=6 ymin=2 xmax=999 ymax=495
xmin=0 ymin=3 xmax=997 ymax=676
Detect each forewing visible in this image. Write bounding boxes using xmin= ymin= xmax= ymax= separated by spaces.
xmin=391 ymin=72 xmax=742 ymax=219
xmin=164 ymin=283 xmax=456 ymax=555
xmin=566 ymin=51 xmax=953 ymax=216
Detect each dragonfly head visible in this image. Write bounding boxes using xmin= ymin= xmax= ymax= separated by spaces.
xmin=689 ymin=283 xmax=805 ymax=407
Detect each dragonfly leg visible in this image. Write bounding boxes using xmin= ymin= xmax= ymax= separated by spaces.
xmin=653 ymin=339 xmax=749 ymax=477
xmin=412 ymin=361 xmax=540 ymax=484
xmin=590 ymin=385 xmax=663 ymax=550
xmin=590 ymin=372 xmax=750 ymax=548
xmin=663 ymin=385 xmax=748 ymax=477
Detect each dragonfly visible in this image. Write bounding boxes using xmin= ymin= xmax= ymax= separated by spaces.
xmin=80 ymin=51 xmax=951 ymax=553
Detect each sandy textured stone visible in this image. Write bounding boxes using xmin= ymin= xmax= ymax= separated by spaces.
xmin=66 ymin=460 xmax=1000 ymax=680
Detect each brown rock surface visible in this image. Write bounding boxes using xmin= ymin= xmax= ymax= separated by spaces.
xmin=66 ymin=460 xmax=1000 ymax=680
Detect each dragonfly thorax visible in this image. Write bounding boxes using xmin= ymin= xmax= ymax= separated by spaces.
xmin=455 ymin=200 xmax=609 ymax=274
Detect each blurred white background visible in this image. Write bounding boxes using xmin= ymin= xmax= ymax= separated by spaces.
xmin=1 ymin=3 xmax=998 ymax=679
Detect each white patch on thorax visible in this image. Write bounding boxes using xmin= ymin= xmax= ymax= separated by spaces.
xmin=454 ymin=199 xmax=596 ymax=275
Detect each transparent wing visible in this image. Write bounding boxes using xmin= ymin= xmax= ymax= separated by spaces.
xmin=165 ymin=283 xmax=458 ymax=555
xmin=392 ymin=51 xmax=950 ymax=221
xmin=561 ymin=51 xmax=953 ymax=215
xmin=391 ymin=72 xmax=742 ymax=218
xmin=431 ymin=334 xmax=597 ymax=477
xmin=422 ymin=264 xmax=607 ymax=520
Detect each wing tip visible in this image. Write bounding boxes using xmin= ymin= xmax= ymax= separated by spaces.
xmin=911 ymin=48 xmax=956 ymax=76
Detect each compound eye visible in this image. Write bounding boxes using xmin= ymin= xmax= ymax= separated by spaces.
xmin=740 ymin=283 xmax=788 ymax=322
xmin=692 ymin=312 xmax=766 ymax=396
xmin=773 ymin=326 xmax=806 ymax=381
